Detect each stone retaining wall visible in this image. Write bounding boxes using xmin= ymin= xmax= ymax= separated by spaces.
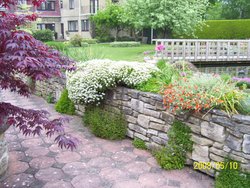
xmin=35 ymin=81 xmax=250 ymax=176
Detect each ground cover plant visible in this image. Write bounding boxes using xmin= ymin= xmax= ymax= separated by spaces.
xmin=110 ymin=41 xmax=141 ymax=47
xmin=55 ymin=89 xmax=75 ymax=115
xmin=83 ymin=106 xmax=127 ymax=140
xmin=66 ymin=59 xmax=157 ymax=104
xmin=215 ymin=160 xmax=250 ymax=188
xmin=132 ymin=138 xmax=147 ymax=150
xmin=153 ymin=120 xmax=193 ymax=170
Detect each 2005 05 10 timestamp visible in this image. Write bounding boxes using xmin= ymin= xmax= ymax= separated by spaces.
xmin=193 ymin=161 xmax=239 ymax=170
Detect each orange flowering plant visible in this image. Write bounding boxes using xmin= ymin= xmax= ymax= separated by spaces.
xmin=163 ymin=73 xmax=244 ymax=114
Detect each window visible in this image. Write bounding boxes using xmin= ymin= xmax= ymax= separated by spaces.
xmin=37 ymin=23 xmax=55 ymax=31
xmin=68 ymin=21 xmax=78 ymax=32
xmin=69 ymin=0 xmax=75 ymax=9
xmin=81 ymin=19 xmax=89 ymax=31
xmin=90 ymin=0 xmax=98 ymax=13
xmin=112 ymin=0 xmax=119 ymax=3
xmin=37 ymin=1 xmax=55 ymax=11
xmin=18 ymin=0 xmax=27 ymax=5
xmin=60 ymin=0 xmax=63 ymax=8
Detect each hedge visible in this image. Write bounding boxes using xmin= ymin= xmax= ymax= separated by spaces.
xmin=194 ymin=19 xmax=250 ymax=39
xmin=33 ymin=29 xmax=54 ymax=42
xmin=110 ymin=41 xmax=140 ymax=47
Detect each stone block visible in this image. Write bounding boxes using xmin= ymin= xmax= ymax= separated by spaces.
xmin=0 ymin=140 xmax=8 ymax=176
xmin=147 ymin=129 xmax=158 ymax=136
xmin=226 ymin=128 xmax=243 ymax=138
xmin=158 ymin=133 xmax=168 ymax=141
xmin=131 ymin=99 xmax=144 ymax=113
xmin=151 ymin=136 xmax=166 ymax=145
xmin=223 ymin=145 xmax=231 ymax=152
xmin=191 ymin=134 xmax=213 ymax=146
xmin=122 ymin=106 xmax=133 ymax=115
xmin=226 ymin=135 xmax=242 ymax=151
xmin=134 ymin=133 xmax=149 ymax=141
xmin=149 ymin=117 xmax=165 ymax=124
xmin=237 ymin=124 xmax=250 ymax=134
xmin=128 ymin=123 xmax=136 ymax=131
xmin=134 ymin=126 xmax=147 ymax=136
xmin=161 ymin=112 xmax=174 ymax=124
xmin=188 ymin=116 xmax=200 ymax=125
xmin=210 ymin=153 xmax=224 ymax=162
xmin=192 ymin=144 xmax=210 ymax=162
xmin=127 ymin=130 xmax=134 ymax=138
xmin=126 ymin=115 xmax=137 ymax=124
xmin=232 ymin=115 xmax=250 ymax=125
xmin=144 ymin=104 xmax=156 ymax=110
xmin=150 ymin=94 xmax=163 ymax=102
xmin=243 ymin=134 xmax=250 ymax=154
xmin=201 ymin=122 xmax=226 ymax=143
xmin=144 ymin=109 xmax=160 ymax=118
xmin=127 ymin=89 xmax=139 ymax=99
xmin=211 ymin=115 xmax=235 ymax=129
xmin=149 ymin=122 xmax=169 ymax=132
xmin=122 ymin=101 xmax=131 ymax=107
xmin=137 ymin=115 xmax=150 ymax=129
xmin=155 ymin=101 xmax=165 ymax=111
xmin=139 ymin=96 xmax=151 ymax=104
xmin=228 ymin=153 xmax=249 ymax=164
xmin=241 ymin=163 xmax=250 ymax=173
xmin=185 ymin=122 xmax=200 ymax=134
xmin=213 ymin=142 xmax=224 ymax=149
xmin=209 ymin=147 xmax=228 ymax=157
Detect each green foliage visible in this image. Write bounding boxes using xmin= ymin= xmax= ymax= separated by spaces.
xmin=153 ymin=120 xmax=193 ymax=170
xmin=55 ymin=89 xmax=75 ymax=115
xmin=132 ymin=138 xmax=147 ymax=150
xmin=221 ymin=0 xmax=250 ymax=19
xmin=137 ymin=61 xmax=178 ymax=93
xmin=193 ymin=20 xmax=250 ymax=39
xmin=221 ymin=74 xmax=232 ymax=83
xmin=82 ymin=38 xmax=97 ymax=44
xmin=46 ymin=92 xmax=54 ymax=104
xmin=110 ymin=41 xmax=140 ymax=47
xmin=124 ymin=0 xmax=208 ymax=37
xmin=215 ymin=160 xmax=250 ymax=188
xmin=96 ymin=35 xmax=115 ymax=43
xmin=46 ymin=41 xmax=68 ymax=52
xmin=237 ymin=96 xmax=250 ymax=115
xmin=70 ymin=34 xmax=83 ymax=47
xmin=32 ymin=29 xmax=54 ymax=42
xmin=83 ymin=106 xmax=127 ymax=140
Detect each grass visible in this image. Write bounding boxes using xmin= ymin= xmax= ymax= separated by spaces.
xmin=47 ymin=42 xmax=155 ymax=62
xmin=132 ymin=138 xmax=147 ymax=150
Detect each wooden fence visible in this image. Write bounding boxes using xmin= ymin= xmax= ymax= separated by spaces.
xmin=153 ymin=39 xmax=250 ymax=62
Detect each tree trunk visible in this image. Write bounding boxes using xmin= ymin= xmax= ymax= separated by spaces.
xmin=163 ymin=27 xmax=172 ymax=39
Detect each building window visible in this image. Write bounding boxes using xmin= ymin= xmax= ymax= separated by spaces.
xmin=68 ymin=21 xmax=78 ymax=32
xmin=112 ymin=0 xmax=119 ymax=3
xmin=81 ymin=19 xmax=89 ymax=31
xmin=37 ymin=23 xmax=55 ymax=31
xmin=18 ymin=0 xmax=27 ymax=5
xmin=60 ymin=0 xmax=63 ymax=8
xmin=90 ymin=0 xmax=98 ymax=13
xmin=37 ymin=1 xmax=55 ymax=11
xmin=69 ymin=0 xmax=75 ymax=9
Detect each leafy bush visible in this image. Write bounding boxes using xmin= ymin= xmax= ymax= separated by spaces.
xmin=215 ymin=160 xmax=250 ymax=188
xmin=238 ymin=96 xmax=250 ymax=115
xmin=83 ymin=106 xmax=127 ymax=140
xmin=66 ymin=59 xmax=157 ymax=104
xmin=117 ymin=36 xmax=135 ymax=41
xmin=172 ymin=60 xmax=199 ymax=76
xmin=194 ymin=19 xmax=250 ymax=39
xmin=82 ymin=38 xmax=97 ymax=44
xmin=32 ymin=29 xmax=54 ymax=42
xmin=55 ymin=89 xmax=75 ymax=115
xmin=163 ymin=73 xmax=244 ymax=114
xmin=132 ymin=138 xmax=147 ymax=150
xmin=233 ymin=77 xmax=250 ymax=89
xmin=70 ymin=34 xmax=83 ymax=47
xmin=221 ymin=74 xmax=232 ymax=83
xmin=153 ymin=121 xmax=193 ymax=170
xmin=96 ymin=35 xmax=115 ymax=43
xmin=110 ymin=41 xmax=140 ymax=47
xmin=46 ymin=41 xmax=68 ymax=52
xmin=46 ymin=92 xmax=54 ymax=104
xmin=137 ymin=61 xmax=178 ymax=93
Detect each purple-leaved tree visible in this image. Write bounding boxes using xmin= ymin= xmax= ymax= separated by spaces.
xmin=0 ymin=0 xmax=78 ymax=150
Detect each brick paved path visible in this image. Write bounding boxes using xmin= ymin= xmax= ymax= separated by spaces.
xmin=0 ymin=90 xmax=214 ymax=188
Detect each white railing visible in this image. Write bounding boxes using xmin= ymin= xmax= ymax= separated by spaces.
xmin=153 ymin=39 xmax=250 ymax=62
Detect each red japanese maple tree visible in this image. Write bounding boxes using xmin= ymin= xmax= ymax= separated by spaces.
xmin=0 ymin=0 xmax=77 ymax=150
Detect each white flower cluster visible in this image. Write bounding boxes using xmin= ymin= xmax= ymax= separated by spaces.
xmin=66 ymin=59 xmax=157 ymax=104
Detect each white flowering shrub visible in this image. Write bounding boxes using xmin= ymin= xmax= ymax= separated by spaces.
xmin=66 ymin=59 xmax=157 ymax=104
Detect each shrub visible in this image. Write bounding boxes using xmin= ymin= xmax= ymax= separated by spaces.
xmin=194 ymin=19 xmax=250 ymax=39
xmin=46 ymin=41 xmax=68 ymax=52
xmin=96 ymin=35 xmax=115 ymax=43
xmin=233 ymin=77 xmax=250 ymax=89
xmin=238 ymin=96 xmax=250 ymax=115
xmin=117 ymin=36 xmax=135 ymax=41
xmin=153 ymin=120 xmax=193 ymax=170
xmin=32 ymin=29 xmax=54 ymax=42
xmin=172 ymin=60 xmax=199 ymax=76
xmin=66 ymin=59 xmax=157 ymax=104
xmin=46 ymin=92 xmax=54 ymax=104
xmin=82 ymin=38 xmax=97 ymax=44
xmin=137 ymin=61 xmax=178 ymax=93
xmin=132 ymin=138 xmax=147 ymax=150
xmin=63 ymin=48 xmax=104 ymax=62
xmin=55 ymin=89 xmax=75 ymax=115
xmin=110 ymin=41 xmax=140 ymax=47
xmin=70 ymin=34 xmax=83 ymax=47
xmin=83 ymin=106 xmax=127 ymax=140
xmin=215 ymin=160 xmax=250 ymax=188
xmin=163 ymin=73 xmax=244 ymax=114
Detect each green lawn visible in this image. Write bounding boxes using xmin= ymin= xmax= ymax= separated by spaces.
xmin=64 ymin=43 xmax=155 ymax=62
